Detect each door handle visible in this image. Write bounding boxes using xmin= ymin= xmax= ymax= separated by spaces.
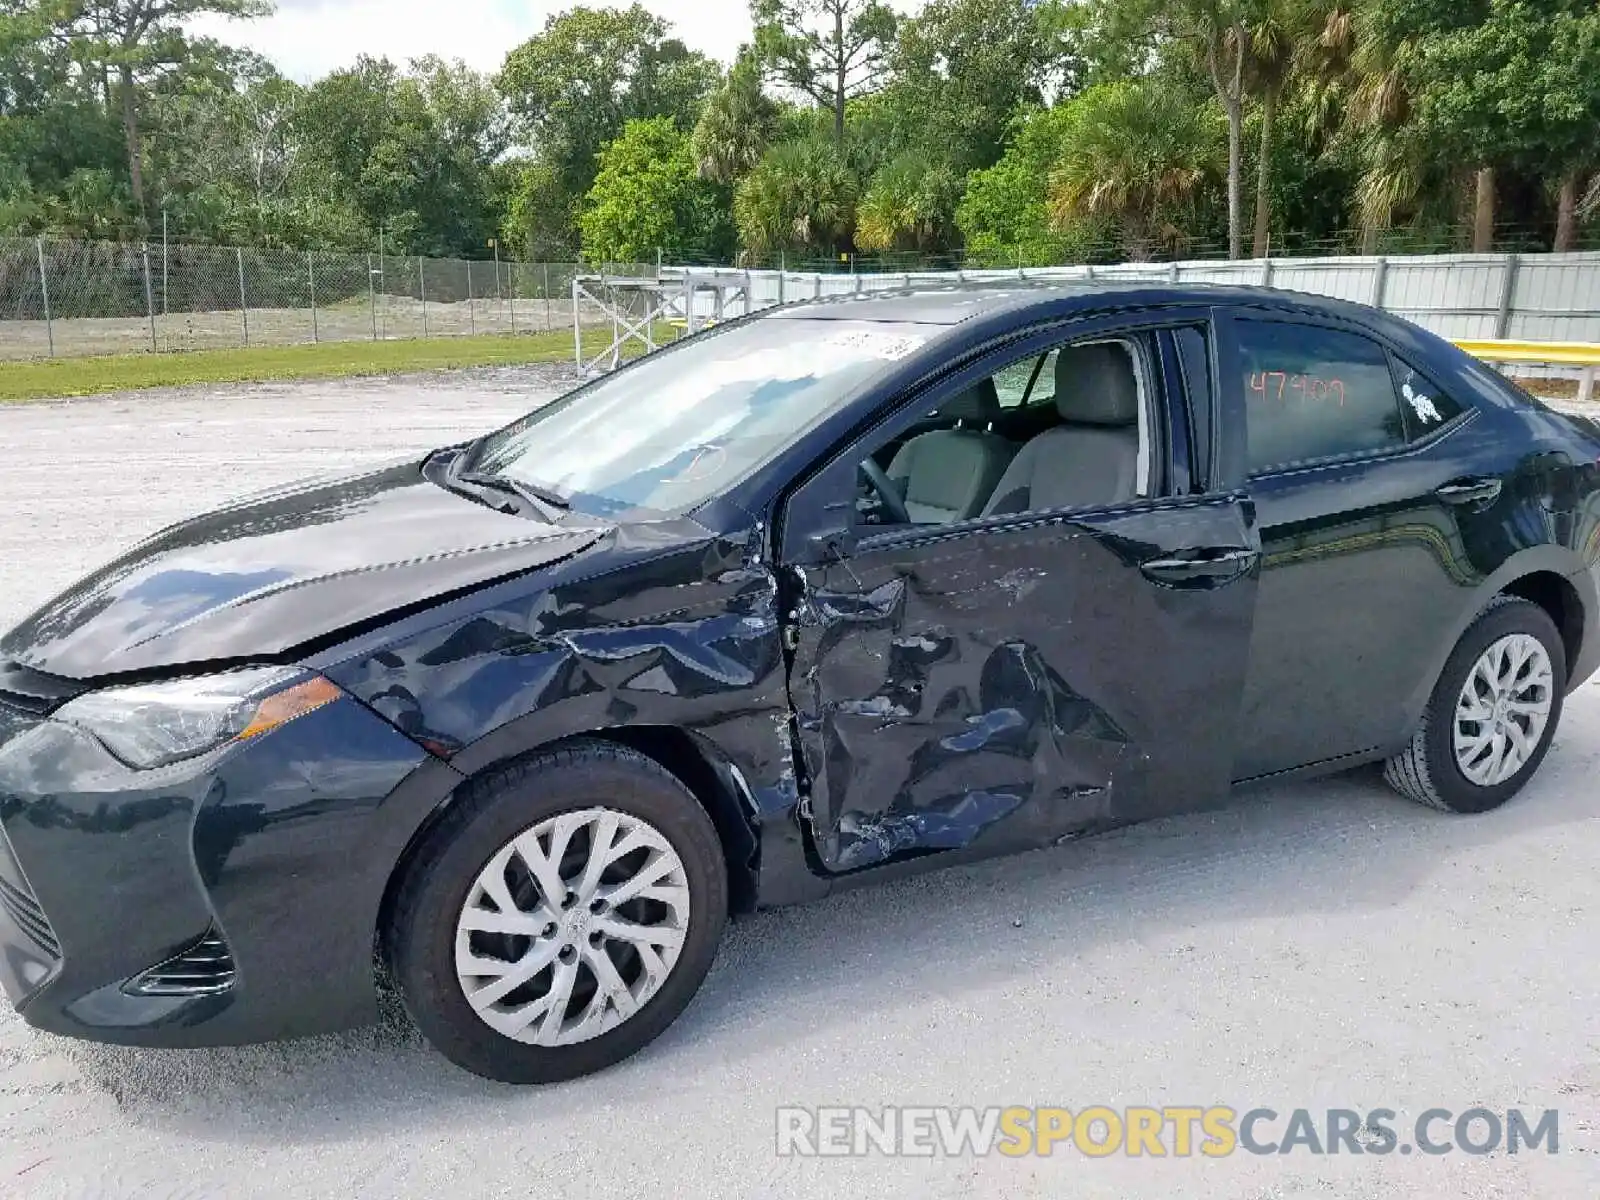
xmin=1139 ymin=547 xmax=1259 ymax=586
xmin=1435 ymin=477 xmax=1503 ymax=506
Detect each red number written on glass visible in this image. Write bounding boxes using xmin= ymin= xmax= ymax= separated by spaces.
xmin=1248 ymin=371 xmax=1346 ymax=406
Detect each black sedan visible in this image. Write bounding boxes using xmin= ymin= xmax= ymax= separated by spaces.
xmin=2 ymin=281 xmax=1598 ymax=1084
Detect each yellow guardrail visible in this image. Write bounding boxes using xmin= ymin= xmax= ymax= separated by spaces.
xmin=1453 ymin=339 xmax=1599 ymax=404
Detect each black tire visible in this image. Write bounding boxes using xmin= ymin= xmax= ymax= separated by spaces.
xmin=388 ymin=740 xmax=727 ymax=1084
xmin=1384 ymin=596 xmax=1567 ymax=814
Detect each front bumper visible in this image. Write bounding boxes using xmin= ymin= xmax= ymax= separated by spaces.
xmin=0 ymin=686 xmax=437 ymax=1047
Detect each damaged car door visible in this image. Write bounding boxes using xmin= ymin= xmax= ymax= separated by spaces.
xmin=778 ymin=317 xmax=1262 ymax=874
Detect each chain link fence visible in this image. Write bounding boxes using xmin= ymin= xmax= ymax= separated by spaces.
xmin=4 ymin=232 xmax=1599 ymax=362
xmin=0 ymin=238 xmax=659 ymax=360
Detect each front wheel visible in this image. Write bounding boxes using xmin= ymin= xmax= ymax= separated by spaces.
xmin=1384 ymin=596 xmax=1566 ymax=814
xmin=388 ymin=741 xmax=728 ymax=1084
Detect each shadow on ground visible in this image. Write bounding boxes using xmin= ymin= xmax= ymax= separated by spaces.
xmin=60 ymin=720 xmax=1600 ymax=1149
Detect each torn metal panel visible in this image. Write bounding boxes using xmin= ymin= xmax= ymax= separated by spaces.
xmin=788 ymin=498 xmax=1259 ymax=874
xmin=321 ymin=519 xmax=814 ymax=899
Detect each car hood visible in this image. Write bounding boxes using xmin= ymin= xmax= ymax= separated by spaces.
xmin=1 ymin=457 xmax=612 ymax=680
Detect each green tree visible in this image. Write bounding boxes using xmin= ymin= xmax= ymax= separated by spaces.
xmin=498 ymin=5 xmax=715 ymax=178
xmin=500 ymin=157 xmax=578 ymax=258
xmin=691 ymin=49 xmax=778 ymax=184
xmin=1409 ymin=0 xmax=1600 ymax=251
xmin=1178 ymin=1 xmax=1259 ymax=259
xmin=854 ymin=150 xmax=960 ymax=253
xmin=498 ymin=5 xmax=718 ymax=250
xmin=0 ymin=2 xmax=129 ymax=231
xmin=1334 ymin=0 xmax=1485 ymax=247
xmin=1250 ymin=83 xmax=1359 ymax=252
xmin=4 ymin=0 xmax=1596 ymax=264
xmin=733 ymin=136 xmax=858 ymax=257
xmin=294 ymin=55 xmax=509 ymax=255
xmin=142 ymin=52 xmax=303 ymax=240
xmin=1037 ymin=0 xmax=1150 ymax=91
xmin=956 ymin=104 xmax=1126 ymax=265
xmin=1048 ymin=79 xmax=1224 ymax=259
xmin=42 ymin=167 xmax=140 ymax=238
xmin=752 ymin=0 xmax=897 ymax=147
xmin=1103 ymin=0 xmax=1269 ymax=257
xmin=579 ymin=116 xmax=732 ymax=263
xmin=883 ymin=0 xmax=1053 ymax=174
xmin=1243 ymin=0 xmax=1309 ymax=255
xmin=958 ymin=106 xmax=1070 ymax=264
xmin=45 ymin=0 xmax=272 ymax=221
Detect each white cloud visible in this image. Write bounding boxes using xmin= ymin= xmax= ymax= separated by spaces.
xmin=190 ymin=0 xmax=759 ymax=81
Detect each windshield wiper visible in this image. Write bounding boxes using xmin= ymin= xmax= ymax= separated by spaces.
xmin=456 ymin=469 xmax=570 ymax=522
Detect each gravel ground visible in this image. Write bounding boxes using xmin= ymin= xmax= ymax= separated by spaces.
xmin=1 ymin=373 xmax=1599 ymax=1199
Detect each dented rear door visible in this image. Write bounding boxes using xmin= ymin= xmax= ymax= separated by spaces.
xmin=780 ymin=324 xmax=1260 ymax=875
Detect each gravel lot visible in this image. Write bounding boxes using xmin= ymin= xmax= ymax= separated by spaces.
xmin=1 ymin=373 xmax=1599 ymax=1199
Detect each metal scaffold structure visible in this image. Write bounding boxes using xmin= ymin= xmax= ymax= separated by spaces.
xmin=571 ymin=269 xmax=768 ymax=372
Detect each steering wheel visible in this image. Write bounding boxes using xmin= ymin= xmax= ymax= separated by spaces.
xmin=859 ymin=458 xmax=911 ymax=525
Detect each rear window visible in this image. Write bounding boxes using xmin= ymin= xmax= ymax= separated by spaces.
xmin=1389 ymin=354 xmax=1464 ymax=438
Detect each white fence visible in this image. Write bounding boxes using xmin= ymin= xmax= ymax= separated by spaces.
xmin=666 ymin=252 xmax=1600 ymax=345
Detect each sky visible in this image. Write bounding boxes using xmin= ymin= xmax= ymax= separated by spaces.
xmin=190 ymin=0 xmax=762 ymax=82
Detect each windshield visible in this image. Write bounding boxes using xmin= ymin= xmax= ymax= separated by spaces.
xmin=465 ymin=318 xmax=932 ymax=519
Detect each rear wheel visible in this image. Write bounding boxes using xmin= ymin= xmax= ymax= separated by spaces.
xmin=1384 ymin=596 xmax=1566 ymax=814
xmin=388 ymin=740 xmax=727 ymax=1083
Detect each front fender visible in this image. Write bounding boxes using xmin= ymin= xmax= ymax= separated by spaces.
xmin=319 ymin=538 xmax=826 ymax=913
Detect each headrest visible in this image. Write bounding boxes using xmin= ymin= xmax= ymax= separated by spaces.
xmin=1055 ymin=342 xmax=1139 ymax=426
xmin=945 ymin=376 xmax=1000 ymax=424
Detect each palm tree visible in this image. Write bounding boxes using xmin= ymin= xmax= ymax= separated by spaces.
xmin=1336 ymin=0 xmax=1497 ymax=252
xmin=854 ymin=151 xmax=960 ymax=253
xmin=1293 ymin=2 xmax=1354 ymax=147
xmin=733 ymin=137 xmax=858 ymax=256
xmin=1292 ymin=0 xmax=1428 ymax=250
xmin=1243 ymin=0 xmax=1308 ymax=256
xmin=1351 ymin=132 xmax=1426 ymax=246
xmin=1047 ymin=80 xmax=1224 ymax=261
xmin=1347 ymin=10 xmax=1417 ymax=245
xmin=691 ymin=51 xmax=778 ymax=186
xmin=1204 ymin=15 xmax=1250 ymax=260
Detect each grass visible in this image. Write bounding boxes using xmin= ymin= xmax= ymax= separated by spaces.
xmin=0 ymin=329 xmax=649 ymax=402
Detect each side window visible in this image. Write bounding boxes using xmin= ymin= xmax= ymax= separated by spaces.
xmin=1026 ymin=350 xmax=1058 ymax=409
xmin=1236 ymin=320 xmax=1407 ymax=474
xmin=1389 ymin=353 xmax=1464 ymax=438
xmin=990 ymin=350 xmax=1058 ymax=409
xmin=857 ymin=336 xmax=1156 ymax=529
xmin=991 ymin=357 xmax=1035 ymax=408
xmin=1172 ymin=326 xmax=1212 ymax=488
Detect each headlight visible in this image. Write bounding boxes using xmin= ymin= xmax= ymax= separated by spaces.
xmin=54 ymin=667 xmax=343 ymax=770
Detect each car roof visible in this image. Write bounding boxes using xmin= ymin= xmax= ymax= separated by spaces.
xmin=762 ymin=278 xmax=1391 ymax=329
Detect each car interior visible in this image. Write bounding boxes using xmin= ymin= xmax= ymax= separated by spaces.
xmin=858 ymin=338 xmax=1154 ymax=526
